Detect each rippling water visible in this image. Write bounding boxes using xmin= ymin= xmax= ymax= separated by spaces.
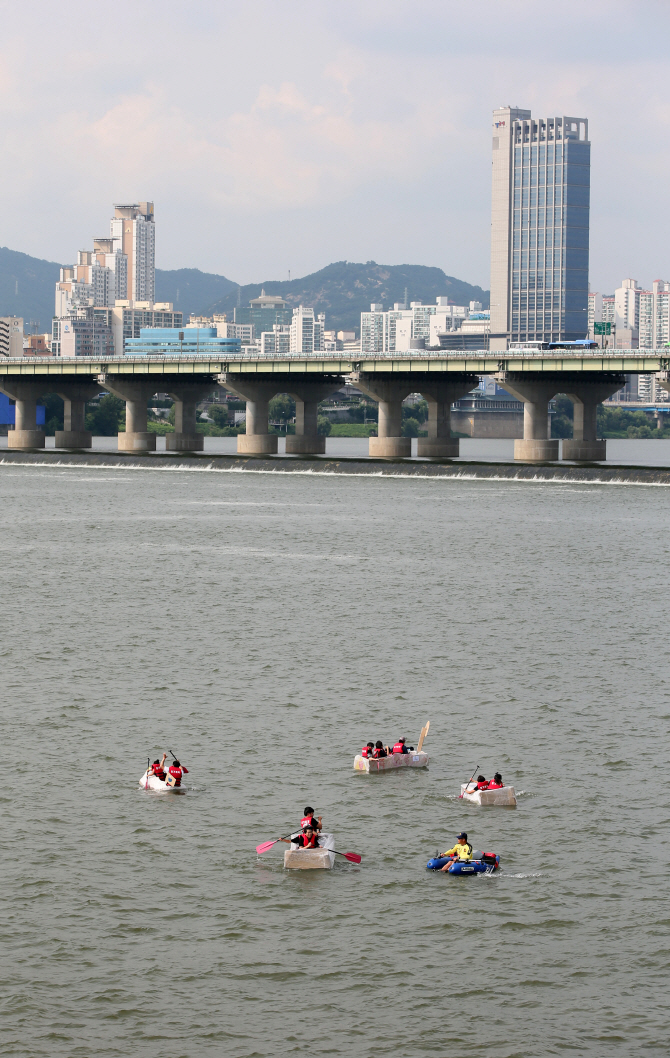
xmin=1 ymin=464 xmax=668 ymax=1057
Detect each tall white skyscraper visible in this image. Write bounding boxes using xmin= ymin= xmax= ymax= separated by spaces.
xmin=490 ymin=107 xmax=590 ymax=350
xmin=110 ymin=202 xmax=155 ymax=303
xmin=289 ymin=306 xmax=325 ymax=354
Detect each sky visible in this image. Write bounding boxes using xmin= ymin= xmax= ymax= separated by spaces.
xmin=2 ymin=0 xmax=670 ymax=292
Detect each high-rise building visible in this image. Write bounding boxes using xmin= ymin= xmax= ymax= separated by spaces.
xmin=289 ymin=306 xmax=325 ymax=354
xmin=0 ymin=317 xmax=24 ymax=357
xmin=110 ymin=202 xmax=155 ymax=303
xmin=490 ymin=107 xmax=590 ymax=350
xmin=360 ymin=299 xmax=481 ymax=353
xmin=233 ymin=292 xmax=292 ymax=336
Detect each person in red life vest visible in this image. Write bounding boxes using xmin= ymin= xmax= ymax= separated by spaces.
xmin=361 ymin=742 xmax=375 ymax=758
xmin=372 ymin=740 xmax=387 ymax=758
xmin=392 ymin=738 xmax=411 ymax=755
xmin=151 ymin=753 xmax=168 ymax=781
xmin=474 ymin=774 xmax=490 ymax=790
xmin=487 ymin=772 xmax=504 ymax=789
xmin=300 ymin=806 xmax=322 ymax=832
xmin=280 ymin=826 xmax=321 ymax=850
xmin=166 ymin=759 xmax=189 ymax=787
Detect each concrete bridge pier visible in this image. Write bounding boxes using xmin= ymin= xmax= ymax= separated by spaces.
xmin=417 ymin=377 xmax=479 ymax=458
xmin=0 ymin=380 xmax=47 ymax=449
xmin=285 ymin=381 xmax=343 ymax=454
xmin=55 ymin=383 xmax=102 ymax=448
xmin=562 ymin=379 xmax=625 ymax=461
xmin=497 ymin=376 xmax=559 ymax=461
xmin=354 ymin=374 xmax=414 ymax=458
xmin=165 ymin=382 xmax=217 ymax=452
xmin=222 ymin=378 xmax=279 ymax=454
xmin=100 ymin=378 xmax=157 ymax=452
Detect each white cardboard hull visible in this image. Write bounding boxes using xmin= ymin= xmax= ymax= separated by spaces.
xmin=460 ymin=783 xmax=516 ymax=806
xmin=138 ymin=770 xmax=187 ymax=793
xmin=354 ymin=752 xmax=429 ymax=773
xmin=284 ymin=832 xmax=335 ymax=869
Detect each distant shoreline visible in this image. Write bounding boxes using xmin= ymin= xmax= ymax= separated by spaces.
xmin=2 ymin=450 xmax=670 ymax=485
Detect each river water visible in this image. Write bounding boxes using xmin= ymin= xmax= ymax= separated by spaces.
xmin=1 ymin=464 xmax=668 ymax=1057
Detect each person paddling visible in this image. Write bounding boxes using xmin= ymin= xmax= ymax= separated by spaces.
xmin=439 ymin=832 xmax=474 ymax=872
xmin=280 ymin=826 xmax=321 ymax=850
xmin=391 ymin=738 xmax=410 ymax=755
xmin=474 ymin=774 xmax=489 ymax=790
xmin=300 ymin=807 xmax=322 ymax=832
xmin=151 ymin=753 xmax=168 ymax=781
xmin=166 ymin=758 xmax=189 ymax=787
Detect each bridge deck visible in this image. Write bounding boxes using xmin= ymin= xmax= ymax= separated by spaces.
xmin=0 ymin=352 xmax=667 ymax=377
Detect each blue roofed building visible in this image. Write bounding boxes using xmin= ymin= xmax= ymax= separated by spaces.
xmin=124 ymin=327 xmax=242 ymax=356
xmin=0 ymin=392 xmax=45 ymax=434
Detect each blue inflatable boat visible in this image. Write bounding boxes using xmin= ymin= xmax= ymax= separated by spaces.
xmin=426 ymin=850 xmax=500 ymax=874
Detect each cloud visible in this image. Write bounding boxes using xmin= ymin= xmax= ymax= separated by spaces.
xmin=0 ymin=0 xmax=669 ymax=291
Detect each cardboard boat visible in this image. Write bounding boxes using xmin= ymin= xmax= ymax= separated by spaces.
xmin=354 ymin=751 xmax=429 ymax=773
xmin=460 ymin=782 xmax=516 ymax=806
xmin=354 ymin=721 xmax=430 ymax=773
xmin=284 ymin=832 xmax=335 ymax=870
xmin=138 ymin=769 xmax=187 ymax=793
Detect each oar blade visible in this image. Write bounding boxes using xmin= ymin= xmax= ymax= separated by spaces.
xmin=342 ymin=852 xmax=362 ymax=864
xmin=256 ymin=840 xmax=277 ymax=855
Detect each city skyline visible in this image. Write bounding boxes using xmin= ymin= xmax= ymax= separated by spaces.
xmin=0 ymin=1 xmax=669 ymax=294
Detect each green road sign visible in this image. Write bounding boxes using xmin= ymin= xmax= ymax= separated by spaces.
xmin=594 ymin=322 xmax=612 ymax=335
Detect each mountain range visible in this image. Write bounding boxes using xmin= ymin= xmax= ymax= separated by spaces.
xmin=0 ymin=246 xmax=489 ymax=335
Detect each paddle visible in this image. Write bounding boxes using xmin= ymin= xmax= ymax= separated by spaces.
xmin=333 ymin=850 xmax=362 ymax=864
xmin=256 ymin=833 xmax=295 ymax=855
xmin=458 ymin=763 xmax=480 ymax=798
xmin=145 ymin=757 xmax=150 ymax=790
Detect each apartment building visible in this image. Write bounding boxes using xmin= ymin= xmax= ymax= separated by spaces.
xmin=289 ymin=306 xmax=325 ymax=354
xmin=0 ymin=317 xmax=24 ymax=357
xmin=110 ymin=202 xmax=155 ymax=303
xmin=360 ymin=299 xmax=487 ymax=353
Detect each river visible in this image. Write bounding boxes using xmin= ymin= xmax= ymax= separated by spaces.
xmin=1 ymin=463 xmax=668 ymax=1057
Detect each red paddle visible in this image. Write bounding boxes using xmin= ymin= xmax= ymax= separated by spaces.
xmin=256 ymin=833 xmax=293 ymax=855
xmin=333 ymin=850 xmax=362 ymax=864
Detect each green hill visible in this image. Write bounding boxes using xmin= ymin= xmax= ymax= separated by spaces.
xmin=0 ymin=247 xmax=61 ymax=332
xmin=207 ymin=261 xmax=489 ymax=333
xmin=0 ymin=248 xmax=488 ymax=335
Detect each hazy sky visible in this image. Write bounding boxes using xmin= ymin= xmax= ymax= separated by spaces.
xmin=3 ymin=0 xmax=670 ymax=292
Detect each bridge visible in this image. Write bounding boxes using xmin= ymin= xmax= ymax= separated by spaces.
xmin=1 ymin=349 xmax=668 ymax=462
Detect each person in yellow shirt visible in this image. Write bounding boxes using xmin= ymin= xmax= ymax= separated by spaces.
xmin=439 ymin=832 xmax=473 ymax=872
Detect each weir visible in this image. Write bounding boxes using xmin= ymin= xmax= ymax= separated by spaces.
xmin=0 ymin=350 xmax=667 ymax=462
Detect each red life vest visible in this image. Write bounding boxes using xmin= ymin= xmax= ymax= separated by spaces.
xmin=392 ymin=742 xmax=405 ymax=754
xmin=361 ymin=746 xmax=371 ymax=758
xmin=300 ymin=815 xmax=318 ymax=830
xmin=299 ymin=832 xmax=318 ymax=848
xmin=168 ymin=765 xmax=184 ymax=786
xmin=488 ymin=780 xmax=503 ymax=789
xmin=152 ymin=764 xmax=166 ymax=781
xmin=372 ymin=748 xmax=383 ymax=758
xmin=476 ymin=780 xmax=489 ymax=790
